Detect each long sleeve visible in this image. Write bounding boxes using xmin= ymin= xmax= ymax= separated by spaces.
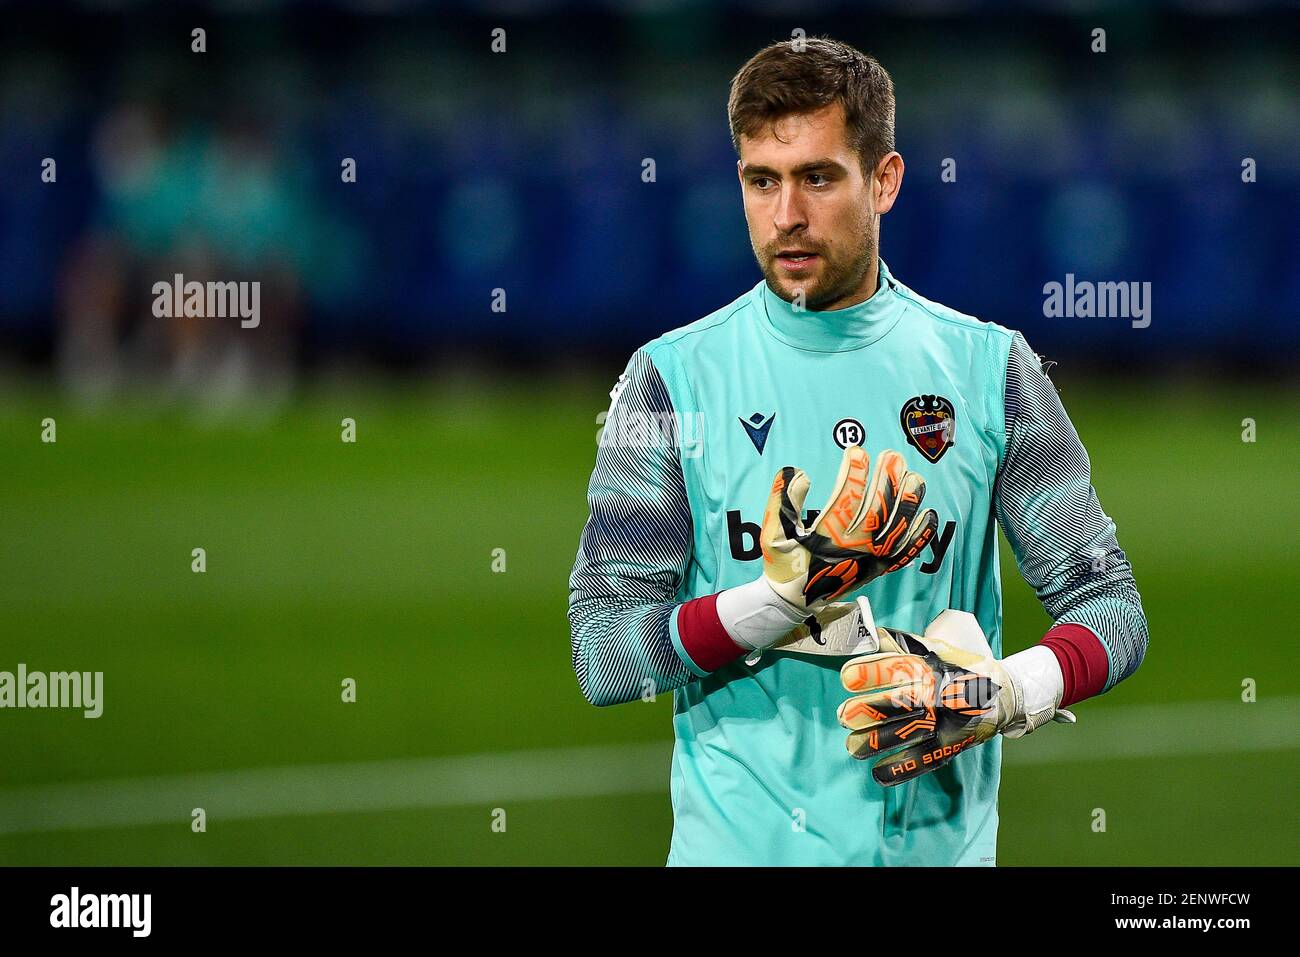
xmin=568 ymin=349 xmax=697 ymax=706
xmin=994 ymin=332 xmax=1149 ymax=704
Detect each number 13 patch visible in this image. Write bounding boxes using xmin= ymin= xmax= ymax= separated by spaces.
xmin=899 ymin=395 xmax=955 ymax=463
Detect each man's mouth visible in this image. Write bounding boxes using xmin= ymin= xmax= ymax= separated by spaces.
xmin=775 ymin=250 xmax=819 ymax=272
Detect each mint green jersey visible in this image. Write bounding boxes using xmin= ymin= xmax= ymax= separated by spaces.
xmin=569 ymin=260 xmax=1147 ymax=866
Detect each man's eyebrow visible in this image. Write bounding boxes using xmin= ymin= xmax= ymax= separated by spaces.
xmin=741 ymin=158 xmax=847 ymax=177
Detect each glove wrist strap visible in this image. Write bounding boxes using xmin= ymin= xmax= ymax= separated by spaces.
xmin=1001 ymin=645 xmax=1065 ymax=738
xmin=716 ymin=577 xmax=808 ymax=651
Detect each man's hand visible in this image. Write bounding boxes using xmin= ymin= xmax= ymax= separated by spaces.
xmin=761 ymin=446 xmax=938 ymax=614
xmin=837 ymin=609 xmax=1076 ymax=787
xmin=714 ymin=448 xmax=938 ymax=656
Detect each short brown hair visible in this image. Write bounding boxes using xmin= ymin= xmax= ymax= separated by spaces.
xmin=727 ymin=37 xmax=895 ymax=177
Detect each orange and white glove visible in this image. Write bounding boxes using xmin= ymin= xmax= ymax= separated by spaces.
xmin=717 ymin=446 xmax=938 ymax=652
xmin=838 ymin=604 xmax=1076 ymax=787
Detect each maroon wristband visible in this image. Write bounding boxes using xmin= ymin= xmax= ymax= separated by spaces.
xmin=1041 ymin=623 xmax=1109 ymax=707
xmin=676 ymin=593 xmax=746 ymax=673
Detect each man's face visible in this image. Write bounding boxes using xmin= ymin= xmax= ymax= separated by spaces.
xmin=737 ymin=102 xmax=898 ymax=311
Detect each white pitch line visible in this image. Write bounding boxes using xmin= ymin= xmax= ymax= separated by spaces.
xmin=0 ymin=744 xmax=672 ymax=838
xmin=0 ymin=698 xmax=1295 ymax=837
xmin=1005 ymin=696 xmax=1300 ymax=765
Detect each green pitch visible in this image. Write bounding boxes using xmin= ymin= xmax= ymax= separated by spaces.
xmin=0 ymin=376 xmax=1294 ymax=865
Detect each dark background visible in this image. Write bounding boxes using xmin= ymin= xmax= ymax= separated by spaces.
xmin=2 ymin=1 xmax=1297 ymax=373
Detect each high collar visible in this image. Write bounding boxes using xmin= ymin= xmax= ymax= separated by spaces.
xmin=757 ymin=258 xmax=902 ymax=353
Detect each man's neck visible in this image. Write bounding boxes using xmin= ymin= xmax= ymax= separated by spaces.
xmin=812 ymin=253 xmax=880 ymax=312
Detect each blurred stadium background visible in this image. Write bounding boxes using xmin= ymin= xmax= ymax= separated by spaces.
xmin=0 ymin=0 xmax=1296 ymax=865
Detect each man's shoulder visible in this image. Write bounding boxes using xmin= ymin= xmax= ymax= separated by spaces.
xmin=637 ymin=282 xmax=762 ymax=362
xmin=890 ymin=277 xmax=1017 ymax=350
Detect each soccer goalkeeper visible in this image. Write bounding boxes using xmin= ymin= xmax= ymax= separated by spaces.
xmin=568 ymin=38 xmax=1148 ymax=866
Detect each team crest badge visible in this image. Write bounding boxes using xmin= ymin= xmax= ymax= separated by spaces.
xmin=899 ymin=395 xmax=956 ymax=463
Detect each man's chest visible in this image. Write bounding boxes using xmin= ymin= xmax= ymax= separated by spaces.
xmin=674 ymin=348 xmax=1001 ymax=591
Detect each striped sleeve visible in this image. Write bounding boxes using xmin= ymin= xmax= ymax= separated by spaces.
xmin=995 ymin=332 xmax=1149 ymax=701
xmin=567 ymin=349 xmax=697 ymax=706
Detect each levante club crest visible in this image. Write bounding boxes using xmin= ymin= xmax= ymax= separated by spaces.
xmin=899 ymin=395 xmax=956 ymax=463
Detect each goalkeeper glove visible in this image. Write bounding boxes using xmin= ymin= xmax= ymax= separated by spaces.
xmin=762 ymin=445 xmax=937 ymax=613
xmin=716 ymin=447 xmax=938 ymax=654
xmin=836 ymin=603 xmax=1076 ymax=786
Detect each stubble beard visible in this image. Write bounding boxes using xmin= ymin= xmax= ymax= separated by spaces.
xmin=758 ymin=219 xmax=878 ymax=312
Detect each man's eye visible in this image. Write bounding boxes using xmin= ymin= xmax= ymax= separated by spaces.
xmin=808 ymin=174 xmax=830 ymax=187
xmin=752 ymin=177 xmax=774 ymax=190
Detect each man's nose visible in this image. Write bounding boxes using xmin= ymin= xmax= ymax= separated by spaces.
xmin=773 ymin=185 xmax=807 ymax=234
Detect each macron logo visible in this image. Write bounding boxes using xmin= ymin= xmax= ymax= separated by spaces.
xmin=50 ymin=887 xmax=151 ymax=938
xmin=739 ymin=412 xmax=775 ymax=454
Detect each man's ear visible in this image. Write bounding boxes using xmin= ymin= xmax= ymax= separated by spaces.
xmin=873 ymin=152 xmax=904 ymax=215
xmin=736 ymin=158 xmax=745 ymax=184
